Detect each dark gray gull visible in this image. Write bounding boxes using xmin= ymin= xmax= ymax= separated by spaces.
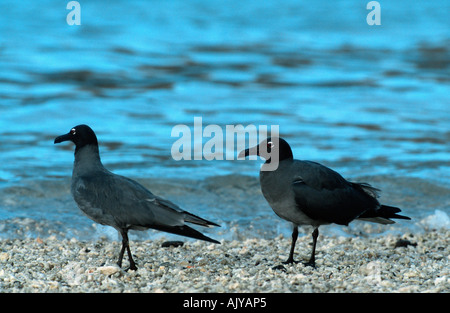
xmin=54 ymin=124 xmax=220 ymax=270
xmin=239 ymin=137 xmax=410 ymax=268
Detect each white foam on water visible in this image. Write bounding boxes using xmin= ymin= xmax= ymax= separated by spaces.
xmin=419 ymin=210 xmax=450 ymax=230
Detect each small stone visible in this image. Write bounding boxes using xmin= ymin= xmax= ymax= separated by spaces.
xmin=403 ymin=271 xmax=417 ymax=278
xmin=272 ymin=264 xmax=287 ymax=272
xmin=434 ymin=276 xmax=447 ymax=285
xmin=0 ymin=252 xmax=9 ymax=262
xmin=98 ymin=265 xmax=120 ymax=276
xmin=161 ymin=241 xmax=184 ymax=248
xmin=48 ymin=281 xmax=60 ymax=289
xmin=394 ymin=239 xmax=417 ymax=248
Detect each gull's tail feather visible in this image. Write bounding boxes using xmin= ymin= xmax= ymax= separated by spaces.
xmin=149 ymin=224 xmax=220 ymax=244
xmin=358 ymin=204 xmax=411 ymax=224
xmin=183 ymin=211 xmax=221 ymax=228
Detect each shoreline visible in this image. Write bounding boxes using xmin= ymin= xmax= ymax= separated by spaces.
xmin=0 ymin=229 xmax=448 ymax=293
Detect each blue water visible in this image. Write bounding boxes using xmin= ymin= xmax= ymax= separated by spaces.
xmin=0 ymin=0 xmax=449 ymax=241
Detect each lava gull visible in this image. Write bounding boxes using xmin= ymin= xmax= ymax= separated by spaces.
xmin=239 ymin=137 xmax=410 ymax=267
xmin=55 ymin=124 xmax=220 ymax=270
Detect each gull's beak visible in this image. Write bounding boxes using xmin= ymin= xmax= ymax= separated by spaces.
xmin=238 ymin=145 xmax=259 ymax=159
xmin=54 ymin=132 xmax=72 ymax=144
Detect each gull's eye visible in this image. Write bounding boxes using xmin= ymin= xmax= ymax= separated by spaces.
xmin=70 ymin=128 xmax=76 ymax=135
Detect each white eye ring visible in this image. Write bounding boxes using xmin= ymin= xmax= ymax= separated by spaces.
xmin=70 ymin=128 xmax=76 ymax=135
xmin=268 ymin=141 xmax=274 ymax=148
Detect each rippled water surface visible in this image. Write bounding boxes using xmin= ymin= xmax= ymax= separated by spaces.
xmin=0 ymin=0 xmax=449 ymax=240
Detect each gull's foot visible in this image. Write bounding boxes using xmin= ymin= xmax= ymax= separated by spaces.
xmin=303 ymin=260 xmax=316 ymax=268
xmin=118 ymin=262 xmax=138 ymax=272
xmin=272 ymin=258 xmax=300 ymax=271
xmin=282 ymin=258 xmax=299 ymax=265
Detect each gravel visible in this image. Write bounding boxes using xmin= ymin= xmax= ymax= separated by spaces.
xmin=0 ymin=230 xmax=448 ymax=293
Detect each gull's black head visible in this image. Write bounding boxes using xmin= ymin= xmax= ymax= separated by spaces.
xmin=270 ymin=137 xmax=293 ymax=161
xmin=239 ymin=137 xmax=293 ymax=162
xmin=54 ymin=124 xmax=98 ymax=152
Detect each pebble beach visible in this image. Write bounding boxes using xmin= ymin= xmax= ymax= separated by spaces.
xmin=0 ymin=229 xmax=448 ymax=293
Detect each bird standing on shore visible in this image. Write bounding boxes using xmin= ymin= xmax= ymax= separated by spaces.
xmin=239 ymin=137 xmax=410 ymax=267
xmin=55 ymin=124 xmax=219 ymax=271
